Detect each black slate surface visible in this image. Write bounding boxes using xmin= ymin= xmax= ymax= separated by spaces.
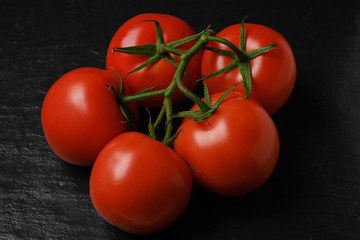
xmin=1 ymin=0 xmax=360 ymax=239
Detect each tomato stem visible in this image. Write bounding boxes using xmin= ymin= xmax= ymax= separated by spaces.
xmin=121 ymin=89 xmax=167 ymax=104
xmin=159 ymin=45 xmax=184 ymax=56
xmin=162 ymin=80 xmax=177 ymax=143
xmin=114 ymin=18 xmax=278 ymax=144
xmin=174 ymin=61 xmax=212 ymax=113
xmin=205 ymin=35 xmax=248 ymax=62
xmin=153 ymin=104 xmax=166 ymax=131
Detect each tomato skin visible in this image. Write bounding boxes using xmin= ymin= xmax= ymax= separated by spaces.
xmin=106 ymin=13 xmax=202 ymax=108
xmin=202 ymin=23 xmax=296 ymax=114
xmin=89 ymin=132 xmax=192 ymax=234
xmin=174 ymin=92 xmax=279 ymax=197
xmin=41 ymin=67 xmax=134 ymax=166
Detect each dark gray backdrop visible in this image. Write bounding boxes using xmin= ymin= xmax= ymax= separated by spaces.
xmin=1 ymin=0 xmax=359 ymax=239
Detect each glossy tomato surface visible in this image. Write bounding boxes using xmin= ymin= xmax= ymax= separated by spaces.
xmin=174 ymin=92 xmax=279 ymax=196
xmin=202 ymin=23 xmax=296 ymax=114
xmin=106 ymin=13 xmax=202 ymax=108
xmin=41 ymin=67 xmax=134 ymax=166
xmin=89 ymin=132 xmax=192 ymax=234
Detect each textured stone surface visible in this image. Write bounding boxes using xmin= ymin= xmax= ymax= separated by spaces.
xmin=1 ymin=1 xmax=359 ymax=239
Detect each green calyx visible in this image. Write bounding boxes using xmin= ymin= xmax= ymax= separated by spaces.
xmin=106 ymin=68 xmax=139 ymax=131
xmin=112 ymin=20 xmax=212 ymax=78
xmin=172 ymin=82 xmax=240 ymax=122
xmin=198 ymin=16 xmax=278 ymax=99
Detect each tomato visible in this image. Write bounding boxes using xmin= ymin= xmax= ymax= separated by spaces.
xmin=41 ymin=67 xmax=136 ymax=166
xmin=89 ymin=132 xmax=192 ymax=234
xmin=174 ymin=92 xmax=279 ymax=196
xmin=106 ymin=13 xmax=202 ymax=108
xmin=202 ymin=23 xmax=296 ymax=114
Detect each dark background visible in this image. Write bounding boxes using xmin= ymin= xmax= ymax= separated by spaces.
xmin=1 ymin=0 xmax=359 ymax=239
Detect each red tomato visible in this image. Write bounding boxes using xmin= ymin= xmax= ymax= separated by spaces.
xmin=174 ymin=92 xmax=279 ymax=197
xmin=106 ymin=13 xmax=202 ymax=108
xmin=89 ymin=132 xmax=192 ymax=234
xmin=202 ymin=23 xmax=296 ymax=114
xmin=41 ymin=67 xmax=136 ymax=166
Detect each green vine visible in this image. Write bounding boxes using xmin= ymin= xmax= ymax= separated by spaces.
xmin=114 ymin=17 xmax=277 ymax=144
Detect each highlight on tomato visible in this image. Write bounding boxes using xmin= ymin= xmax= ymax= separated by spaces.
xmin=41 ymin=67 xmax=137 ymax=166
xmin=201 ymin=22 xmax=296 ymax=114
xmin=106 ymin=13 xmax=202 ymax=108
xmin=174 ymin=92 xmax=280 ymax=197
xmin=89 ymin=132 xmax=193 ymax=235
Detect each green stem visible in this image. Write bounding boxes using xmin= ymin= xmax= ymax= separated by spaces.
xmin=153 ymin=104 xmax=166 ymax=131
xmin=180 ymin=34 xmax=207 ymax=60
xmin=113 ymin=19 xmax=278 ymax=143
xmin=159 ymin=45 xmax=185 ymax=56
xmin=162 ymin=80 xmax=177 ymax=143
xmin=205 ymin=35 xmax=248 ymax=62
xmin=175 ymin=35 xmax=212 ymax=113
xmin=174 ymin=61 xmax=211 ymax=113
xmin=160 ymin=32 xmax=214 ymax=143
xmin=117 ymin=25 xmax=254 ymax=143
xmin=162 ymin=96 xmax=173 ymax=143
xmin=121 ymin=89 xmax=167 ymax=104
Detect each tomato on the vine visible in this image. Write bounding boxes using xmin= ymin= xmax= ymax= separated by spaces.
xmin=174 ymin=92 xmax=279 ymax=196
xmin=41 ymin=67 xmax=136 ymax=166
xmin=202 ymin=23 xmax=296 ymax=114
xmin=90 ymin=132 xmax=192 ymax=234
xmin=106 ymin=13 xmax=202 ymax=108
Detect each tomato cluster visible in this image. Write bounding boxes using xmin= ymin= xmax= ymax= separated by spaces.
xmin=41 ymin=13 xmax=296 ymax=235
